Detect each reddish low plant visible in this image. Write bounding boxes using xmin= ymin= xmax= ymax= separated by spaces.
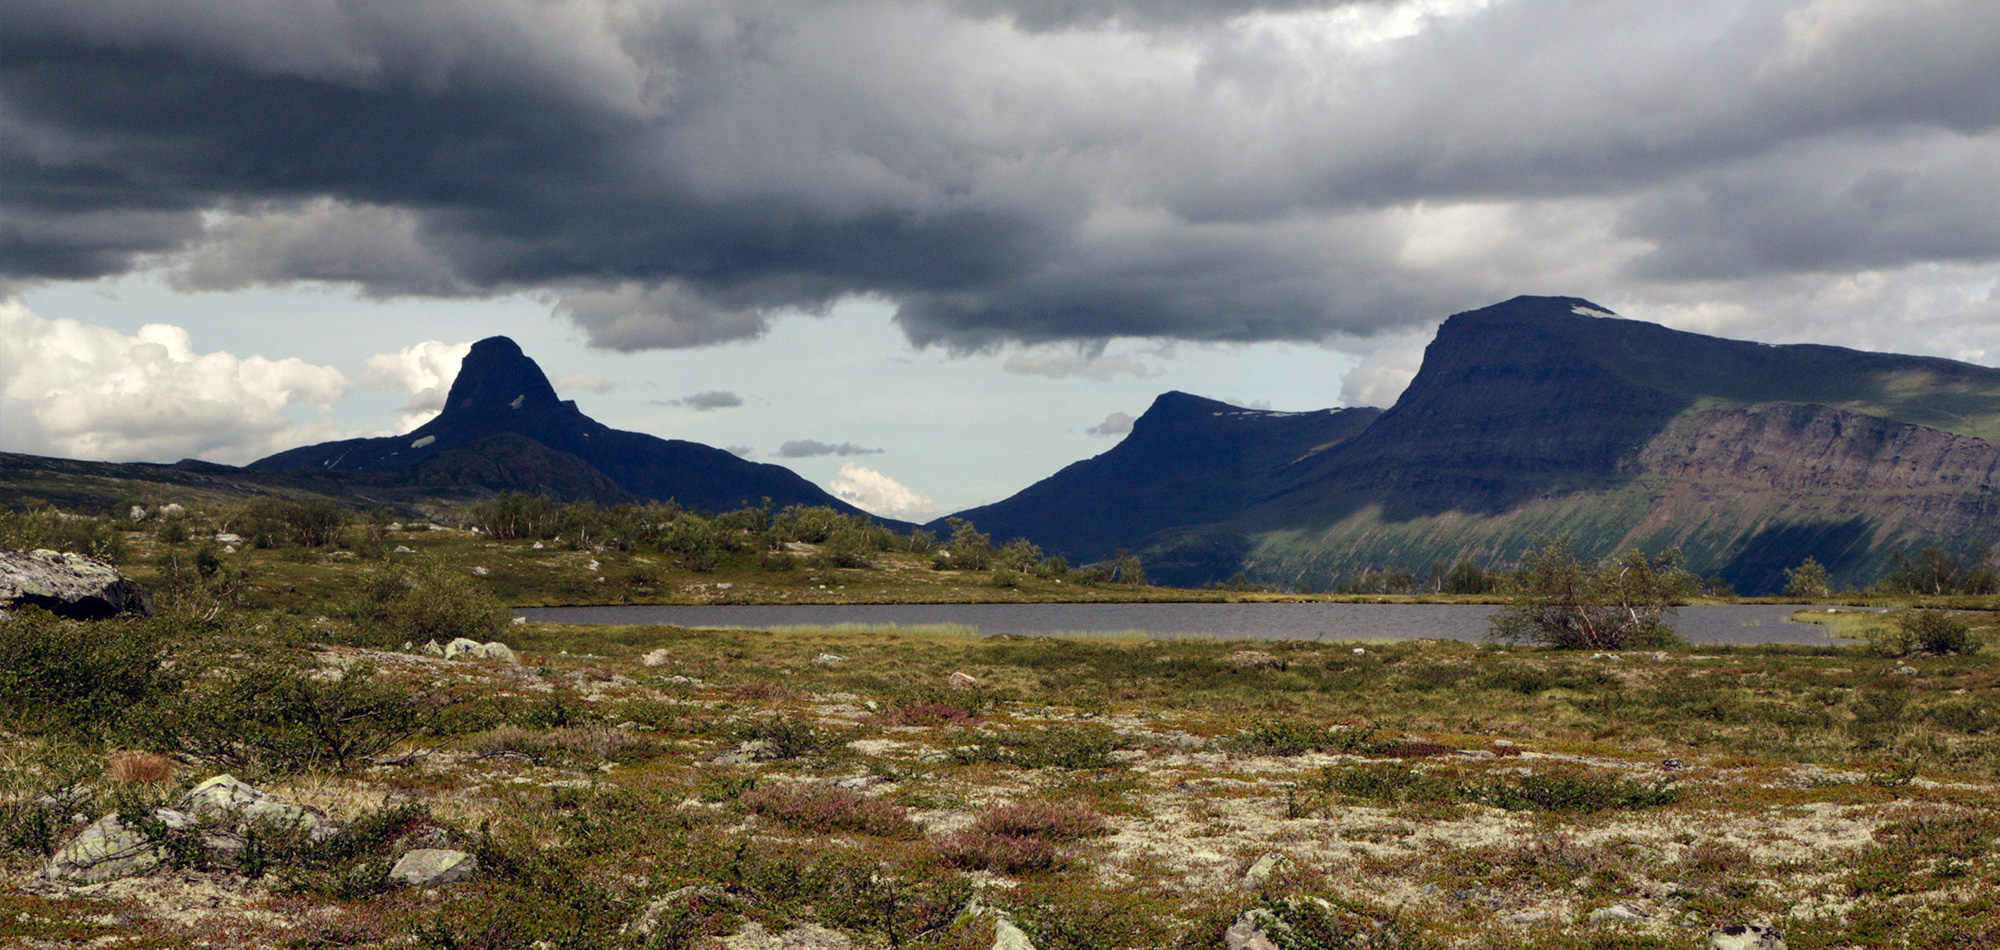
xmin=936 ymin=830 xmax=1060 ymax=873
xmin=971 ymin=800 xmax=1109 ymax=841
xmin=878 ymin=701 xmax=981 ymax=726
xmin=739 ymin=782 xmax=920 ymax=838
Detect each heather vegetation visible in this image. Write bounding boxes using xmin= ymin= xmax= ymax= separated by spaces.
xmin=2 ymin=497 xmax=1999 ymax=947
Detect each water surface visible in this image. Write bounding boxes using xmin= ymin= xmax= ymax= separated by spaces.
xmin=516 ymin=602 xmax=1852 ymax=646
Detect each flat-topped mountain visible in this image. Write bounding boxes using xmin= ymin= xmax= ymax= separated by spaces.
xmin=954 ymin=296 xmax=2000 ymax=592
xmin=254 ymin=337 xmax=880 ymax=519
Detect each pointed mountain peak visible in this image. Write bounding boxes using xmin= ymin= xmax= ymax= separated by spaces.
xmin=441 ymin=336 xmax=562 ymax=417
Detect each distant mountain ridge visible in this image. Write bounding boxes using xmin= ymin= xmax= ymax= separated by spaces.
xmin=949 ymin=296 xmax=2000 ymax=592
xmin=253 ymin=337 xmax=885 ymax=520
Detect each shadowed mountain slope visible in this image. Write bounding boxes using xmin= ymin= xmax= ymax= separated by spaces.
xmin=934 ymin=393 xmax=1380 ymax=565
xmin=254 ymin=337 xmax=882 ymax=519
xmin=952 ymin=297 xmax=2000 ymax=592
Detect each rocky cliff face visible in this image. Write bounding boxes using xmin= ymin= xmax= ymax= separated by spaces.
xmin=960 ymin=296 xmax=2000 ymax=592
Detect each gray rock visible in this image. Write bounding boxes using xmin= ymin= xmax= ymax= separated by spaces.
xmin=1241 ymin=852 xmax=1286 ymax=890
xmin=628 ymin=885 xmax=734 ymax=935
xmin=422 ymin=639 xmax=445 ymax=656
xmin=180 ymin=774 xmax=322 ymax=835
xmin=1223 ymin=910 xmax=1280 ymax=950
xmin=0 ymin=549 xmax=154 ymax=619
xmin=1589 ymin=903 xmax=1649 ymax=924
xmin=472 ymin=641 xmax=518 ymax=663
xmin=47 ymin=808 xmax=193 ymax=883
xmin=389 ymin=848 xmax=478 ymax=886
xmin=1708 ymin=924 xmax=1787 ymax=950
xmin=715 ymin=739 xmax=779 ymax=765
xmin=442 ymin=637 xmax=483 ymax=659
xmin=719 ymin=921 xmax=855 ymax=949
xmin=812 ymin=653 xmax=848 ymax=667
xmin=641 ymin=648 xmax=672 ymax=666
xmin=212 ymin=533 xmax=243 ymax=544
xmin=991 ymin=916 xmax=1035 ymax=950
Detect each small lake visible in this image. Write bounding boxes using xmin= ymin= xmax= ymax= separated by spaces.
xmin=515 ymin=602 xmax=1863 ymax=646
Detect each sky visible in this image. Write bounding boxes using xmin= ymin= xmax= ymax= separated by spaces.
xmin=4 ymin=0 xmax=1999 ymax=521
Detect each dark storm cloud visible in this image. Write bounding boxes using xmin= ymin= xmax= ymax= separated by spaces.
xmin=777 ymin=440 xmax=883 ymax=458
xmin=5 ymin=0 xmax=2000 ymax=349
xmin=656 ymin=389 xmax=745 ymax=411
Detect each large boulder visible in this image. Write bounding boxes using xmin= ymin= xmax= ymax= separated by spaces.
xmin=47 ymin=809 xmax=194 ymax=883
xmin=0 ymin=549 xmax=154 ymax=619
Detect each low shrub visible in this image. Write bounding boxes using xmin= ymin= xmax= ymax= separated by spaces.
xmin=970 ymin=800 xmax=1108 ymax=841
xmin=350 ymin=558 xmax=507 ymax=643
xmin=936 ymin=830 xmax=1060 ymax=873
xmin=1869 ymin=610 xmax=1976 ymax=656
xmin=471 ymin=725 xmax=659 ymax=766
xmin=946 ymin=725 xmax=1126 ymax=770
xmin=0 ymin=612 xmax=183 ymax=743
xmin=0 ymin=507 xmax=127 ymax=562
xmin=164 ymin=659 xmax=443 ymax=773
xmin=740 ymin=782 xmax=919 ymax=838
xmin=734 ymin=716 xmax=846 ymax=760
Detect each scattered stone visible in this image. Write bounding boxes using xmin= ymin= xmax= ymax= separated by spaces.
xmin=47 ymin=809 xmax=194 ymax=883
xmin=213 ymin=533 xmax=244 ymax=544
xmin=813 ymin=653 xmax=848 ymax=667
xmin=389 ymin=848 xmax=478 ymax=886
xmin=1351 ymin=647 xmax=1366 ymax=654
xmin=422 ymin=639 xmax=445 ymax=656
xmin=393 ymin=545 xmax=416 ymax=554
xmin=1502 ymin=909 xmax=1551 ymax=925
xmin=947 ymin=671 xmax=979 ymax=691
xmin=0 ymin=548 xmax=155 ymax=619
xmin=161 ymin=503 xmax=184 ymax=515
xmin=642 ymin=648 xmax=673 ymax=667
xmin=470 ymin=565 xmax=490 ymax=576
xmin=1227 ymin=650 xmax=1283 ymax=668
xmin=715 ymin=739 xmax=779 ymax=765
xmin=532 ymin=541 xmax=545 ymax=549
xmin=1241 ymin=852 xmax=1286 ymax=890
xmin=1708 ymin=924 xmax=1787 ymax=950
xmin=443 ymin=638 xmax=518 ymax=663
xmin=992 ymin=915 xmax=1036 ymax=950
xmin=512 ymin=615 xmax=528 ymax=625
xmin=586 ymin=560 xmax=600 ymax=572
xmin=129 ymin=505 xmax=147 ymax=521
xmin=1223 ymin=910 xmax=1279 ymax=950
xmin=1591 ymin=653 xmax=1621 ymax=660
xmin=1892 ymin=665 xmax=1918 ymax=676
xmin=181 ymin=775 xmax=322 ymax=835
xmin=222 ymin=544 xmax=237 ymax=554
xmin=1589 ymin=904 xmax=1650 ymax=924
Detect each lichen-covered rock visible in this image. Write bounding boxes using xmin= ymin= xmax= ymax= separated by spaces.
xmin=1241 ymin=852 xmax=1286 ymax=890
xmin=0 ymin=549 xmax=153 ymax=619
xmin=1708 ymin=924 xmax=1787 ymax=950
xmin=47 ymin=809 xmax=193 ymax=883
xmin=442 ymin=637 xmax=517 ymax=662
xmin=389 ymin=848 xmax=478 ymax=886
xmin=181 ymin=774 xmax=322 ymax=835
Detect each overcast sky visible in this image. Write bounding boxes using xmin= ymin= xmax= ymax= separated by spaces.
xmin=4 ymin=0 xmax=1998 ymax=520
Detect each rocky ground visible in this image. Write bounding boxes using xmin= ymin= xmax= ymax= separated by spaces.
xmin=6 ymin=620 xmax=1996 ymax=949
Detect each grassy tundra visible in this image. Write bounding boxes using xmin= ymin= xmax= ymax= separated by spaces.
xmin=1 ymin=503 xmax=1996 ymax=948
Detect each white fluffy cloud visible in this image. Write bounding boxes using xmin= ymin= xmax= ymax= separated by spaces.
xmin=363 ymin=339 xmax=472 ymax=431
xmin=830 ymin=462 xmax=936 ymax=521
xmin=1084 ymin=412 xmax=1136 ymax=436
xmin=0 ymin=298 xmax=350 ymax=463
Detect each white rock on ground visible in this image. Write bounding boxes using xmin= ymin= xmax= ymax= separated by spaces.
xmin=1708 ymin=924 xmax=1787 ymax=950
xmin=812 ymin=653 xmax=848 ymax=667
xmin=47 ymin=809 xmax=195 ymax=884
xmin=947 ymin=672 xmax=978 ymax=690
xmin=641 ymin=648 xmax=672 ymax=666
xmin=0 ymin=548 xmax=154 ymax=619
xmin=389 ymin=848 xmax=478 ymax=886
xmin=181 ymin=775 xmax=322 ymax=834
xmin=442 ymin=638 xmax=518 ymax=663
xmin=1240 ymin=852 xmax=1286 ymax=890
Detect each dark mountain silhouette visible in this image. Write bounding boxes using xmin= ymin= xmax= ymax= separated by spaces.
xmin=934 ymin=393 xmax=1379 ymax=565
xmin=254 ymin=337 xmax=884 ymax=519
xmin=949 ymin=296 xmax=2000 ymax=592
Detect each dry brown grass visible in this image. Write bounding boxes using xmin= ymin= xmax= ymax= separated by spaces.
xmin=105 ymin=752 xmax=173 ymax=785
